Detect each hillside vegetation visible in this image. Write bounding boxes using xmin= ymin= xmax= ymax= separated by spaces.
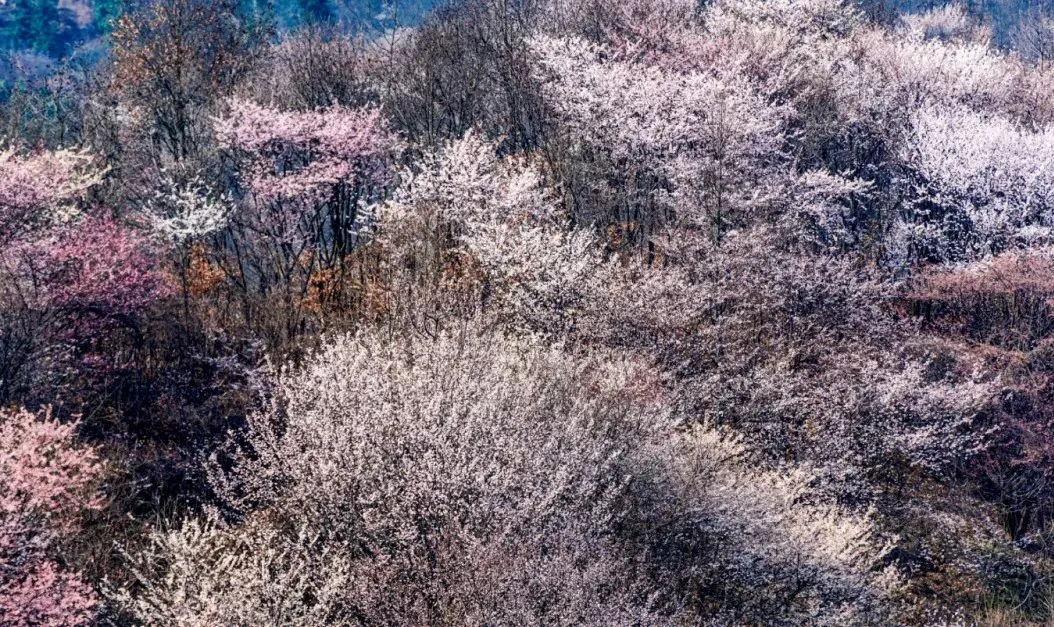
xmin=5 ymin=0 xmax=1054 ymax=624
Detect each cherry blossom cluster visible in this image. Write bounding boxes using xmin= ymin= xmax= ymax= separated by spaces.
xmin=215 ymin=98 xmax=397 ymax=206
xmin=0 ymin=407 xmax=103 ymax=626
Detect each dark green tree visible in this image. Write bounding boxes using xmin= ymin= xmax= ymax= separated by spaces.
xmin=297 ymin=0 xmax=333 ymax=24
xmin=93 ymin=0 xmax=124 ymax=34
xmin=0 ymin=0 xmax=78 ymax=56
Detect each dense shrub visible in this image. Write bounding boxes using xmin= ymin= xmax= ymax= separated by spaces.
xmin=0 ymin=407 xmax=103 ymax=626
xmin=113 ymin=325 xmax=895 ymax=625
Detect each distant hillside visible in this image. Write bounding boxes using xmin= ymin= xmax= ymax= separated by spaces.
xmin=890 ymin=0 xmax=1054 ymax=43
xmin=2 ymin=0 xmax=1054 ymax=60
xmin=0 ymin=0 xmax=439 ymax=58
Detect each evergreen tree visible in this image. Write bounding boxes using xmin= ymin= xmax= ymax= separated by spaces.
xmin=93 ymin=0 xmax=124 ymax=34
xmin=0 ymin=0 xmax=78 ymax=56
xmin=297 ymin=0 xmax=332 ymax=24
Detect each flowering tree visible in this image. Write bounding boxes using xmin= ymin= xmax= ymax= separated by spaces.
xmin=892 ymin=105 xmax=1054 ymax=263
xmin=376 ymin=130 xmax=606 ymax=334
xmin=114 ymin=325 xmax=897 ymax=624
xmin=209 ymin=99 xmax=398 ymax=345
xmin=214 ymin=99 xmax=394 ymax=211
xmin=0 ymin=149 xmax=99 ymax=246
xmin=900 ymin=4 xmax=991 ymax=45
xmin=0 ymin=149 xmax=168 ymax=402
xmin=0 ymin=407 xmax=104 ymax=626
xmin=143 ymin=170 xmax=231 ymax=245
xmin=530 ymin=33 xmax=787 ymax=243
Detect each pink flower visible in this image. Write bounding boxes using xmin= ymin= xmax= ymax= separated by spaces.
xmin=36 ymin=216 xmax=172 ymax=317
xmin=215 ymin=98 xmax=397 ymax=205
xmin=0 ymin=407 xmax=102 ymax=626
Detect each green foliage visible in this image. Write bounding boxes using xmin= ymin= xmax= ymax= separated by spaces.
xmin=0 ymin=0 xmax=79 ymax=56
xmin=296 ymin=0 xmax=332 ymax=24
xmin=92 ymin=0 xmax=123 ymax=34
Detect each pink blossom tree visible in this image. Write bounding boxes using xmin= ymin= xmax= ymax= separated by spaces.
xmin=0 ymin=406 xmax=104 ymax=626
xmin=214 ymin=98 xmax=395 ymax=210
xmin=0 ymin=149 xmax=169 ymax=402
xmin=208 ymin=99 xmax=399 ymax=345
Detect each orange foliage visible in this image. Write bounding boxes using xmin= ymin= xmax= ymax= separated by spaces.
xmin=185 ymin=242 xmax=225 ymax=298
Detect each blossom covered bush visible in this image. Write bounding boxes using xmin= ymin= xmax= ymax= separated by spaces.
xmin=0 ymin=407 xmax=104 ymax=626
xmin=892 ymin=104 xmax=1054 ymax=262
xmin=115 ymin=325 xmax=897 ymax=625
xmin=0 ymin=149 xmax=168 ymax=403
